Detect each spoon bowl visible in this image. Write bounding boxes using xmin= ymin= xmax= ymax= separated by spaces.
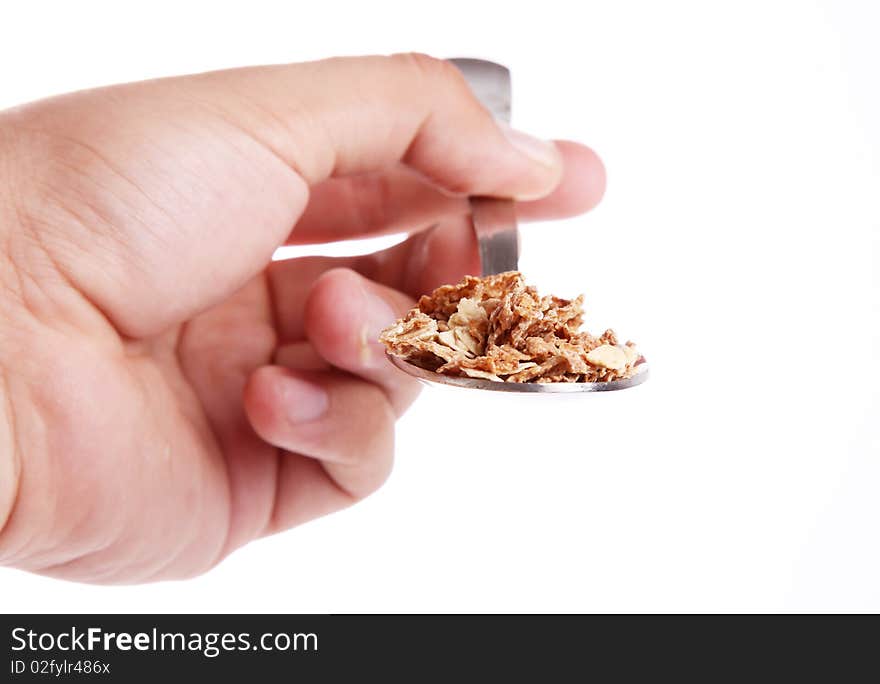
xmin=390 ymin=59 xmax=649 ymax=395
xmin=387 ymin=353 xmax=649 ymax=393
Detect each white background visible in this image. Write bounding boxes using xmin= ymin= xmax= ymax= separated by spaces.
xmin=1 ymin=0 xmax=877 ymax=613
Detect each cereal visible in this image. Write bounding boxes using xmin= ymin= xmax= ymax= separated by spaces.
xmin=379 ymin=272 xmax=643 ymax=383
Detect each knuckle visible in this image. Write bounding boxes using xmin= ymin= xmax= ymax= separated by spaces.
xmin=390 ymin=51 xmax=444 ymax=75
xmin=405 ymin=161 xmax=475 ymax=196
xmin=365 ymin=384 xmax=397 ymax=430
xmin=345 ymin=173 xmax=393 ymax=237
xmin=391 ymin=52 xmax=470 ymax=96
xmin=430 ymin=171 xmax=477 ymax=196
xmin=342 ymin=385 xmax=395 ymax=466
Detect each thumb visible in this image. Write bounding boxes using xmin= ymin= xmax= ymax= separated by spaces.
xmin=3 ymin=54 xmax=562 ymax=338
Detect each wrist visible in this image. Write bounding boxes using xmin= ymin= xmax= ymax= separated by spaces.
xmin=0 ymin=369 xmax=20 ymax=549
xmin=0 ymin=120 xmax=22 ymax=549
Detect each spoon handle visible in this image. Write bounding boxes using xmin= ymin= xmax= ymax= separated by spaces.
xmin=470 ymin=197 xmax=519 ymax=276
xmin=450 ymin=59 xmax=519 ymax=276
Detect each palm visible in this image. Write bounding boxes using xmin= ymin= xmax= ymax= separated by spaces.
xmin=14 ymin=274 xmax=277 ymax=581
xmin=158 ymin=275 xmax=281 ymax=578
xmin=0 ymin=116 xmax=402 ymax=581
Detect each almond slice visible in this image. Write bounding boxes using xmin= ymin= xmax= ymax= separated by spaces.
xmin=622 ymin=343 xmax=640 ymax=366
xmin=585 ymin=344 xmax=627 ymax=372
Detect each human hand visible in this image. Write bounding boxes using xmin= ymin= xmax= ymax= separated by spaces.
xmin=0 ymin=55 xmax=605 ymax=582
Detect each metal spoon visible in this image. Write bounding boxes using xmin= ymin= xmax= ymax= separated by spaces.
xmin=386 ymin=58 xmax=648 ymax=393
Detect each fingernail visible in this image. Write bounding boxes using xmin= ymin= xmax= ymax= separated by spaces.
xmin=359 ymin=284 xmax=397 ymax=368
xmin=279 ymin=375 xmax=329 ymax=424
xmin=498 ymin=121 xmax=561 ymax=169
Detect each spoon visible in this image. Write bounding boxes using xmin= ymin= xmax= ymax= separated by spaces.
xmin=386 ymin=58 xmax=649 ymax=393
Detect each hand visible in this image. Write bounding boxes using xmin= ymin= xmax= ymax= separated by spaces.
xmin=0 ymin=54 xmax=605 ymax=583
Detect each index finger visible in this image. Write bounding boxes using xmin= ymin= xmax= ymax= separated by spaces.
xmin=17 ymin=53 xmax=564 ymax=338
xmin=217 ymin=53 xmax=564 ymax=197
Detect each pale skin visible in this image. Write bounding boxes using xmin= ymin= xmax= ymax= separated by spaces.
xmin=0 ymin=54 xmax=605 ymax=583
